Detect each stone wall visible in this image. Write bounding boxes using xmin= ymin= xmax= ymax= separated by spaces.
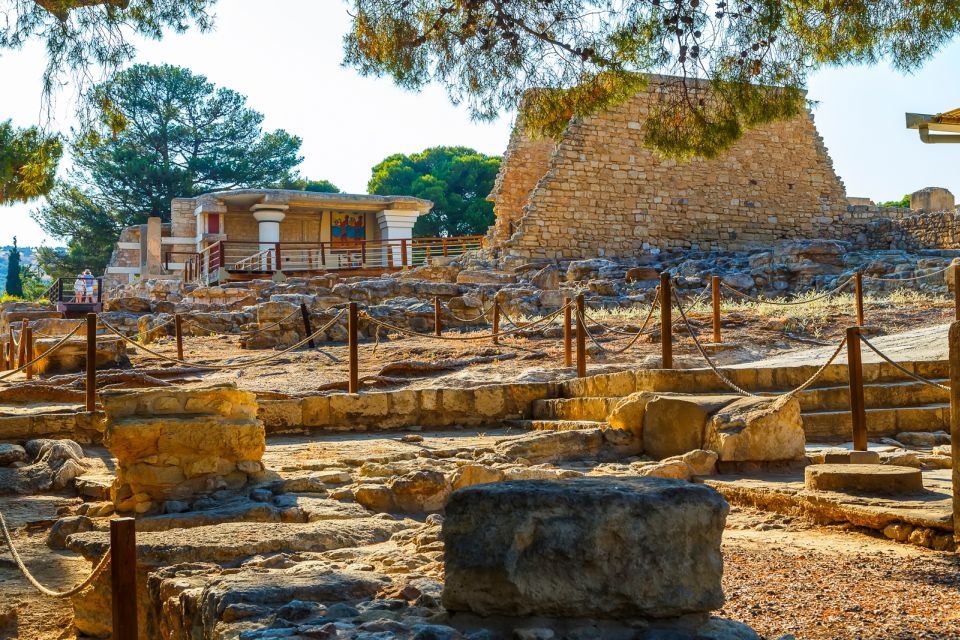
xmin=863 ymin=208 xmax=960 ymax=251
xmin=487 ymin=129 xmax=557 ymax=244
xmin=490 ymin=76 xmax=855 ymax=259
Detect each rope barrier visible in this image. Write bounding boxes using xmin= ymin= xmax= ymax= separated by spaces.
xmin=858 ymin=335 xmax=950 ymax=391
xmin=0 ymin=510 xmax=111 ymax=598
xmin=361 ymin=302 xmax=571 ymax=342
xmin=861 ymin=263 xmax=952 ymax=282
xmin=721 ymin=275 xmax=854 ymax=306
xmin=442 ymin=300 xmax=494 ymax=324
xmin=98 ymin=310 xmax=346 ymax=370
xmin=0 ymin=323 xmax=85 ymax=382
xmin=672 ymin=289 xmax=849 ymax=399
xmin=577 ymin=292 xmax=660 ymax=355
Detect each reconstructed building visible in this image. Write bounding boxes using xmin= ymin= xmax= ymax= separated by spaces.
xmin=106 ymin=189 xmax=484 ymax=286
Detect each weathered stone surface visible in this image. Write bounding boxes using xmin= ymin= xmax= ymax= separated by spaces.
xmin=704 ymin=397 xmax=805 ymax=462
xmin=804 ymin=464 xmax=924 ymax=495
xmin=442 ymin=477 xmax=728 ymax=618
xmin=606 ymin=391 xmax=655 ymax=438
xmin=0 ymin=443 xmax=27 ymax=465
xmin=644 ymin=394 xmax=737 ymax=460
xmin=102 ymin=384 xmax=264 ymax=511
xmin=389 ymin=470 xmax=452 ymax=513
xmin=494 ymin=429 xmax=603 ymax=463
xmin=895 ymin=431 xmax=951 ymax=447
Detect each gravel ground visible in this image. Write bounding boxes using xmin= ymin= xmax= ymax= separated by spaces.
xmin=721 ymin=508 xmax=960 ymax=640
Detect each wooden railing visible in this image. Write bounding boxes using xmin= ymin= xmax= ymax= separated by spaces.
xmin=185 ymin=235 xmax=485 ymax=284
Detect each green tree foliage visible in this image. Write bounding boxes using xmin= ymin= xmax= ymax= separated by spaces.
xmin=0 ymin=121 xmax=62 ymax=205
xmin=273 ymin=177 xmax=341 ymax=193
xmin=1 ymin=0 xmax=215 ymax=99
xmin=5 ymin=237 xmax=23 ymax=298
xmin=368 ymin=146 xmax=500 ymax=237
xmin=344 ymin=0 xmax=960 ymax=158
xmin=33 ymin=63 xmax=304 ymax=276
xmin=878 ymin=194 xmax=911 ymax=208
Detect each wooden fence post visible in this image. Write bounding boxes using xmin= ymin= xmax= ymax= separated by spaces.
xmin=563 ymin=297 xmax=573 ymax=368
xmin=492 ymin=301 xmax=500 ymax=346
xmin=348 ymin=302 xmax=359 ymax=394
xmin=434 ymin=297 xmax=442 ymax=337
xmin=854 ymin=270 xmax=864 ymax=327
xmin=300 ymin=303 xmax=315 ymax=349
xmin=846 ymin=326 xmax=868 ymax=451
xmin=947 ymin=321 xmax=960 ymax=545
xmin=953 ymin=263 xmax=960 ymax=322
xmin=17 ymin=319 xmax=27 ymax=369
xmin=712 ymin=275 xmax=722 ymax=344
xmin=86 ymin=313 xmax=97 ymax=412
xmin=174 ymin=314 xmax=184 ymax=361
xmin=23 ymin=326 xmax=33 ymax=380
xmin=660 ymin=272 xmax=673 ymax=369
xmin=110 ymin=517 xmax=138 ymax=640
xmin=575 ymin=294 xmax=586 ymax=378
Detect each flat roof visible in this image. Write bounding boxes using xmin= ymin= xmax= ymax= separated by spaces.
xmin=195 ymin=189 xmax=434 ymax=214
xmin=905 ymin=108 xmax=960 ymax=143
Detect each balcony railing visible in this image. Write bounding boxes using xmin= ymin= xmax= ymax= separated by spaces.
xmin=182 ymin=236 xmax=485 ymax=284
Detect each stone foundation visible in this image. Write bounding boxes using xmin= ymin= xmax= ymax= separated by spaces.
xmin=102 ymin=384 xmax=265 ymax=514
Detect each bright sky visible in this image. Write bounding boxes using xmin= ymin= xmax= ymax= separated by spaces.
xmin=2 ymin=0 xmax=959 ymax=246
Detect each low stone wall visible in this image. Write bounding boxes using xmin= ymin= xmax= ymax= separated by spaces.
xmin=259 ymin=382 xmax=556 ymax=433
xmin=862 ymin=209 xmax=960 ymax=251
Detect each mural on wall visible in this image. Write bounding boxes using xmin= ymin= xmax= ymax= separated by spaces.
xmin=331 ymin=212 xmax=366 ymax=246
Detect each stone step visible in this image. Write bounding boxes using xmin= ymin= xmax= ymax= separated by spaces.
xmin=531 ymin=397 xmax=619 ymax=422
xmin=766 ymin=379 xmax=949 ymax=412
xmin=560 ymin=361 xmax=950 ymax=399
xmin=800 ymin=403 xmax=950 ymax=443
xmin=506 ymin=419 xmax=608 ymax=432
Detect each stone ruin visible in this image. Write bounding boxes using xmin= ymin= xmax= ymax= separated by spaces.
xmin=101 ymin=384 xmax=265 ymax=515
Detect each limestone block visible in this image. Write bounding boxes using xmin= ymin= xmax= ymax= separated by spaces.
xmin=910 ymin=187 xmax=954 ymax=212
xmin=450 ymin=464 xmax=504 ymax=490
xmin=388 ymin=470 xmax=452 ymax=512
xmin=257 ymin=399 xmax=303 ymax=431
xmin=301 ymin=396 xmax=331 ymax=427
xmin=442 ymin=477 xmax=728 ymax=618
xmin=704 ymin=397 xmax=805 ymax=462
xmin=644 ymin=394 xmax=737 ymax=460
xmin=606 ymin=391 xmax=655 ymax=437
xmin=329 ymin=393 xmax=390 ymax=421
xmin=456 ymin=270 xmax=518 ymax=285
xmin=495 ymin=429 xmax=604 ymax=463
xmin=804 ymin=464 xmax=923 ymax=495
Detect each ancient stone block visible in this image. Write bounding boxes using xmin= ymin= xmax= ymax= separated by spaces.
xmin=442 ymin=477 xmax=728 ymax=618
xmin=704 ymin=396 xmax=805 ymax=462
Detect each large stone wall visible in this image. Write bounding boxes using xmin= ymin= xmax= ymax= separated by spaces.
xmin=490 ymin=77 xmax=854 ymax=259
xmin=864 ymin=208 xmax=960 ymax=251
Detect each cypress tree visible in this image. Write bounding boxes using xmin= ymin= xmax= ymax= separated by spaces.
xmin=5 ymin=237 xmax=23 ymax=299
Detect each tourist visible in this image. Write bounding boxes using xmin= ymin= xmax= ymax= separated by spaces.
xmin=82 ymin=269 xmax=96 ymax=303
xmin=73 ymin=273 xmax=85 ymax=303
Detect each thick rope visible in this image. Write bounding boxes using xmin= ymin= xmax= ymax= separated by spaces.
xmin=861 ymin=263 xmax=952 ymax=282
xmin=443 ymin=300 xmax=494 ymax=324
xmin=721 ymin=275 xmax=854 ymax=306
xmin=577 ymin=293 xmax=660 ymax=355
xmin=0 ymin=322 xmax=85 ymax=382
xmin=858 ymin=335 xmax=950 ymax=391
xmin=0 ymin=511 xmax=110 ymax=598
xmin=98 ymin=310 xmax=345 ymax=369
xmin=582 ymin=290 xmax=661 ymax=336
xmin=672 ymin=289 xmax=848 ymax=399
xmin=362 ymin=302 xmax=570 ymax=342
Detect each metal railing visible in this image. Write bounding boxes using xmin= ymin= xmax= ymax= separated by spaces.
xmin=186 ymin=236 xmax=485 ymax=284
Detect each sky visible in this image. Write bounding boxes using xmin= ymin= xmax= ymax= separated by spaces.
xmin=1 ymin=0 xmax=960 ymax=247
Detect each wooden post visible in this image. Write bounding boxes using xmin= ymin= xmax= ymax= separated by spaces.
xmin=23 ymin=326 xmax=33 ymax=380
xmin=434 ymin=297 xmax=442 ymax=337
xmin=846 ymin=326 xmax=868 ymax=451
xmin=17 ymin=319 xmax=27 ymax=368
xmin=563 ymin=297 xmax=572 ymax=367
xmin=110 ymin=517 xmax=138 ymax=640
xmin=174 ymin=314 xmax=184 ymax=361
xmin=660 ymin=272 xmax=673 ymax=369
xmin=712 ymin=275 xmax=722 ymax=344
xmin=953 ymin=263 xmax=960 ymax=322
xmin=575 ymin=294 xmax=586 ymax=378
xmin=86 ymin=313 xmax=97 ymax=412
xmin=492 ymin=301 xmax=500 ymax=346
xmin=0 ymin=339 xmax=7 ymax=371
xmin=400 ymin=239 xmax=407 ymax=267
xmin=854 ymin=270 xmax=864 ymax=327
xmin=947 ymin=322 xmax=960 ymax=545
xmin=348 ymin=302 xmax=359 ymax=394
xmin=300 ymin=303 xmax=315 ymax=349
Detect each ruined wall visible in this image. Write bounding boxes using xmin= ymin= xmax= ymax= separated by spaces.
xmin=863 ymin=208 xmax=960 ymax=250
xmin=487 ymin=130 xmax=557 ymax=243
xmin=491 ymin=79 xmax=851 ymax=259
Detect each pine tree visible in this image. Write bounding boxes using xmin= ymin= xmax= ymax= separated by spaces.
xmin=5 ymin=237 xmax=23 ymax=299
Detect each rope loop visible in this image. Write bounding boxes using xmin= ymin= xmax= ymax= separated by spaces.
xmin=858 ymin=335 xmax=950 ymax=391
xmin=0 ymin=510 xmax=111 ymax=598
